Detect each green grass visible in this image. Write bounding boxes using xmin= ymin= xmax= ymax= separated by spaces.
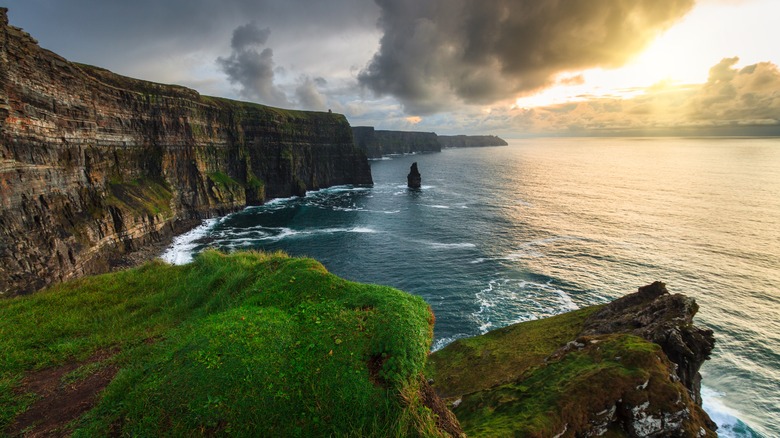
xmin=106 ymin=177 xmax=173 ymax=218
xmin=428 ymin=306 xmax=711 ymax=437
xmin=0 ymin=250 xmax=442 ymax=436
xmin=207 ymin=171 xmax=241 ymax=189
xmin=426 ymin=306 xmax=603 ymax=398
xmin=450 ymin=334 xmax=684 ymax=437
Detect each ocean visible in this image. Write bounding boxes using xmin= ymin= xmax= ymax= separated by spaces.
xmin=163 ymin=137 xmax=780 ymax=437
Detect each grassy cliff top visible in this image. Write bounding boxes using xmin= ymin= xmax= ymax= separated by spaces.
xmin=0 ymin=251 xmax=443 ymax=436
xmin=427 ymin=304 xmax=715 ymax=437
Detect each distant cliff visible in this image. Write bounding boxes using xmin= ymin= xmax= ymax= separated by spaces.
xmin=352 ymin=127 xmax=440 ymax=158
xmin=437 ymin=134 xmax=508 ymax=148
xmin=352 ymin=126 xmax=440 ymax=158
xmin=0 ymin=8 xmax=372 ymax=296
xmin=352 ymin=127 xmax=507 ymax=158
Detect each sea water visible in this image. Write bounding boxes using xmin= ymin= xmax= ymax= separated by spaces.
xmin=162 ymin=137 xmax=780 ymax=437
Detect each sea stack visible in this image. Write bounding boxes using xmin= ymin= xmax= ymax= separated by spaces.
xmin=407 ymin=162 xmax=422 ymax=188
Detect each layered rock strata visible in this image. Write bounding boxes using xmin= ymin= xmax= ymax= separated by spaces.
xmin=352 ymin=126 xmax=440 ymax=158
xmin=0 ymin=9 xmax=372 ymax=296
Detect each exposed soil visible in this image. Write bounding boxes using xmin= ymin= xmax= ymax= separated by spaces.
xmin=367 ymin=354 xmax=388 ymax=387
xmin=419 ymin=376 xmax=463 ymax=437
xmin=7 ymin=349 xmax=119 ymax=437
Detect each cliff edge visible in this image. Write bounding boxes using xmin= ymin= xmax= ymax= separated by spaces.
xmin=0 ymin=8 xmax=372 ymax=296
xmin=427 ymin=282 xmax=716 ymax=437
xmin=0 ymin=251 xmax=458 ymax=436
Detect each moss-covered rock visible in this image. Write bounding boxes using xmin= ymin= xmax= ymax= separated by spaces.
xmin=427 ymin=283 xmax=716 ymax=437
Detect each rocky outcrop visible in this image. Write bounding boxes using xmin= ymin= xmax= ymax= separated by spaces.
xmin=427 ymin=283 xmax=716 ymax=437
xmin=581 ymin=281 xmax=715 ymax=406
xmin=437 ymin=135 xmax=507 ymax=148
xmin=407 ymin=162 xmax=421 ymax=189
xmin=0 ymin=8 xmax=372 ymax=296
xmin=352 ymin=126 xmax=440 ymax=158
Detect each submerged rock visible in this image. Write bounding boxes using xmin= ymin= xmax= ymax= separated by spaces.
xmin=407 ymin=162 xmax=422 ymax=189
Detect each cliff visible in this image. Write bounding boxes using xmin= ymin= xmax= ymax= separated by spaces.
xmin=352 ymin=127 xmax=507 ymax=158
xmin=352 ymin=126 xmax=440 ymax=158
xmin=437 ymin=135 xmax=508 ymax=148
xmin=1 ymin=250 xmax=459 ymax=436
xmin=0 ymin=8 xmax=372 ymax=296
xmin=426 ymin=282 xmax=716 ymax=437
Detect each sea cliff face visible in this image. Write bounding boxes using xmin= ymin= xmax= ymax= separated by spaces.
xmin=437 ymin=135 xmax=508 ymax=148
xmin=352 ymin=126 xmax=441 ymax=158
xmin=352 ymin=127 xmax=507 ymax=158
xmin=0 ymin=9 xmax=372 ymax=296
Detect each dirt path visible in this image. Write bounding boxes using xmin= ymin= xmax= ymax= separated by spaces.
xmin=7 ymin=349 xmax=119 ymax=437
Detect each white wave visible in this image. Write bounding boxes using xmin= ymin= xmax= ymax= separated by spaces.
xmin=555 ymin=289 xmax=579 ymax=312
xmin=369 ymin=156 xmax=392 ymax=161
xmin=160 ymin=218 xmax=218 ymax=265
xmin=502 ymin=236 xmax=581 ymax=261
xmin=365 ymin=209 xmax=400 ymax=214
xmin=471 ymin=278 xmax=579 ymax=335
xmin=425 ymin=204 xmax=451 ymax=209
xmin=263 ymin=196 xmax=298 ymax=206
xmin=431 ymin=334 xmax=468 ymax=352
xmin=702 ymin=386 xmax=757 ymax=437
xmin=319 ymin=227 xmax=377 ymax=234
xmin=315 ymin=185 xmax=371 ymax=194
xmin=425 ymin=241 xmax=477 ymax=250
xmin=470 ymin=258 xmax=486 ymax=264
xmin=330 ymin=206 xmax=364 ymax=212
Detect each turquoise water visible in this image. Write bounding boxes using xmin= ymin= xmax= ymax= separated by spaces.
xmin=164 ymin=138 xmax=780 ymax=437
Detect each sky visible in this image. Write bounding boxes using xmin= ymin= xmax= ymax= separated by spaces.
xmin=5 ymin=0 xmax=780 ymax=137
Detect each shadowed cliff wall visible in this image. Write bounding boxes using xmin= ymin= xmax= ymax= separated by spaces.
xmin=352 ymin=126 xmax=440 ymax=158
xmin=437 ymin=134 xmax=508 ymax=148
xmin=0 ymin=8 xmax=372 ymax=295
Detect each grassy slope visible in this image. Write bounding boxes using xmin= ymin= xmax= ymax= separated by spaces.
xmin=425 ymin=306 xmax=603 ymax=399
xmin=0 ymin=251 xmax=442 ymax=436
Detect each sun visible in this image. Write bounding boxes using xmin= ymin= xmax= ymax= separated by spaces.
xmin=513 ymin=0 xmax=780 ymax=109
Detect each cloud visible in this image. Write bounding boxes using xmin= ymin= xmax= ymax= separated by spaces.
xmin=217 ymin=24 xmax=290 ymax=107
xmin=359 ymin=0 xmax=696 ymax=115
xmin=494 ymin=58 xmax=780 ymax=135
xmin=689 ymin=57 xmax=780 ymax=124
xmin=230 ymin=22 xmax=271 ymax=50
xmin=294 ymin=76 xmax=328 ymax=111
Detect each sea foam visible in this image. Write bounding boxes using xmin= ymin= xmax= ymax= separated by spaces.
xmin=160 ymin=218 xmax=219 ymax=265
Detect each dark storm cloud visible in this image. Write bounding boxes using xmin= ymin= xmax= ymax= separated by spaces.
xmin=231 ymin=22 xmax=271 ymax=50
xmin=217 ymin=26 xmax=290 ymax=107
xmin=7 ymin=0 xmax=380 ymax=79
xmin=359 ymin=0 xmax=696 ymax=114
